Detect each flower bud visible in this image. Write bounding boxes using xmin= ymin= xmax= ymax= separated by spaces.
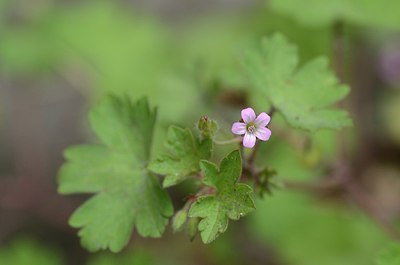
xmin=172 ymin=209 xmax=187 ymax=233
xmin=197 ymin=116 xmax=218 ymax=139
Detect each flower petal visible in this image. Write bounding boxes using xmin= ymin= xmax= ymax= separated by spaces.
xmin=243 ymin=133 xmax=256 ymax=148
xmin=231 ymin=122 xmax=246 ymax=135
xmin=255 ymin=112 xmax=271 ymax=127
xmin=241 ymin=108 xmax=256 ymax=123
xmin=255 ymin=127 xmax=271 ymax=141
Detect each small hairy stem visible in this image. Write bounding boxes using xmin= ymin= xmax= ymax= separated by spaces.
xmin=268 ymin=106 xmax=277 ymax=117
xmin=214 ymin=138 xmax=241 ymax=145
xmin=239 ymin=141 xmax=245 ymax=161
xmin=182 ymin=185 xmax=215 ymax=211
xmin=247 ymin=143 xmax=260 ymax=165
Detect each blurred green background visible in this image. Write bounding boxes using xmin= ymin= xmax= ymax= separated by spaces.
xmin=1 ymin=0 xmax=400 ymax=264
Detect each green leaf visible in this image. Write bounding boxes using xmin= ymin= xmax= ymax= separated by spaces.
xmin=268 ymin=0 xmax=400 ymax=30
xmin=189 ymin=150 xmax=255 ymax=244
xmin=149 ymin=126 xmax=212 ymax=188
xmin=243 ymin=33 xmax=352 ymax=131
xmin=376 ymin=244 xmax=400 ymax=265
xmin=58 ymin=95 xmax=173 ymax=252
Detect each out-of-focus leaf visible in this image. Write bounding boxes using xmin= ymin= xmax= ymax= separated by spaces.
xmin=0 ymin=238 xmax=62 ymax=265
xmin=50 ymin=2 xmax=202 ymax=122
xmin=250 ymin=191 xmax=390 ymax=265
xmin=268 ymin=0 xmax=400 ymax=29
xmin=0 ymin=28 xmax=61 ymax=73
xmin=178 ymin=9 xmax=332 ymax=93
xmin=375 ymin=243 xmax=400 ymax=265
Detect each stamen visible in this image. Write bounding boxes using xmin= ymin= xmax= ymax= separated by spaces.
xmin=247 ymin=125 xmax=256 ymax=134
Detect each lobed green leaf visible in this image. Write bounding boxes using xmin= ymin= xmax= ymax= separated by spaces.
xmin=149 ymin=126 xmax=212 ymax=188
xmin=58 ymin=95 xmax=173 ymax=252
xmin=243 ymin=33 xmax=352 ymax=131
xmin=189 ymin=150 xmax=255 ymax=243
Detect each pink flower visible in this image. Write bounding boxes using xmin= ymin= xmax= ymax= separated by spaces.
xmin=231 ymin=108 xmax=271 ymax=148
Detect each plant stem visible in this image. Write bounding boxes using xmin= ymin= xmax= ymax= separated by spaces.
xmin=247 ymin=143 xmax=259 ymax=166
xmin=332 ymin=19 xmax=352 ymax=165
xmin=332 ymin=19 xmax=345 ymax=83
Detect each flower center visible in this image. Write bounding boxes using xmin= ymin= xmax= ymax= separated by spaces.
xmin=247 ymin=125 xmax=256 ymax=134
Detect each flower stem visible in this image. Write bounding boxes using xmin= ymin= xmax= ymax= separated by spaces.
xmin=247 ymin=142 xmax=259 ymax=165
